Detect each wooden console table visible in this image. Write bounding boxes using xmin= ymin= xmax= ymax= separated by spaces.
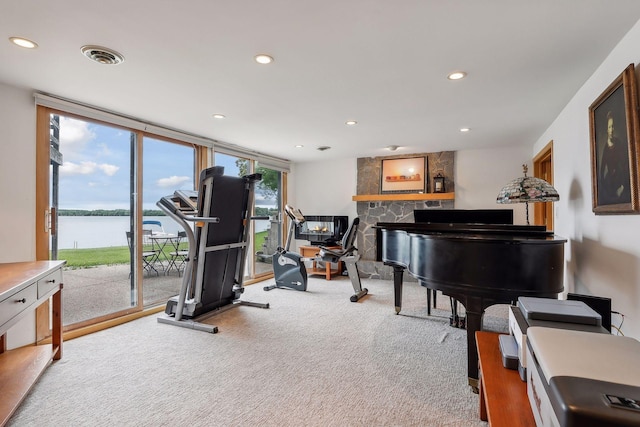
xmin=476 ymin=331 xmax=535 ymax=427
xmin=299 ymin=245 xmax=342 ymax=280
xmin=0 ymin=260 xmax=65 ymax=426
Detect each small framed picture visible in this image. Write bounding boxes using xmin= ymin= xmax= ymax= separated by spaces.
xmin=380 ymin=157 xmax=426 ymax=193
xmin=589 ymin=64 xmax=640 ymax=214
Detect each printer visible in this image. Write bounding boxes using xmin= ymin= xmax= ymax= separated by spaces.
xmin=526 ymin=327 xmax=640 ymax=427
xmin=507 ymin=297 xmax=607 ymax=381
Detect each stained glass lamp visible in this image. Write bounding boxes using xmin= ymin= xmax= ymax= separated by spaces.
xmin=496 ymin=164 xmax=559 ymax=225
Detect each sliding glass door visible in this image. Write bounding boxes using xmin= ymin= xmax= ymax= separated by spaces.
xmin=141 ymin=136 xmax=195 ymax=307
xmin=254 ymin=163 xmax=282 ymax=278
xmin=40 ymin=110 xmax=198 ymax=329
xmin=49 ymin=113 xmax=136 ymax=327
xmin=36 ymin=101 xmax=286 ymax=334
xmin=214 ymin=153 xmax=283 ymax=280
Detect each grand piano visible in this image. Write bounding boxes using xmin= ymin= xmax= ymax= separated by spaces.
xmin=375 ymin=209 xmax=566 ymax=390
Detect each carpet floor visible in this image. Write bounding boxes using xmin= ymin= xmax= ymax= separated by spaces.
xmin=8 ymin=276 xmax=508 ymax=426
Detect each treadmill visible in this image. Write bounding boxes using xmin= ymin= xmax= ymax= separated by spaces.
xmin=156 ymin=166 xmax=269 ymax=333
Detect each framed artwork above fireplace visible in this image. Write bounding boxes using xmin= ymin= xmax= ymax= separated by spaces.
xmin=380 ymin=157 xmax=427 ymax=193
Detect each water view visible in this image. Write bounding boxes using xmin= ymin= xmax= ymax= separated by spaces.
xmin=56 ymin=216 xmax=272 ymax=249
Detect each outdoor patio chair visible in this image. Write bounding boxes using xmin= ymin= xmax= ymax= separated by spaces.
xmin=167 ymin=231 xmax=189 ymax=276
xmin=126 ymin=231 xmax=159 ymax=276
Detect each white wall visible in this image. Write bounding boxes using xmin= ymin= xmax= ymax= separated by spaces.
xmin=290 ymin=157 xmax=357 ymax=217
xmin=289 ymin=158 xmax=357 ymax=251
xmin=292 ymin=149 xmax=533 ymax=224
xmin=455 ymin=146 xmax=531 ymax=225
xmin=0 ymin=83 xmax=36 ymax=262
xmin=0 ymin=83 xmax=37 ymax=348
xmin=533 ymin=20 xmax=640 ymax=339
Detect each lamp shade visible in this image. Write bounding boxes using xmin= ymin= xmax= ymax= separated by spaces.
xmin=496 ymin=165 xmax=559 ymax=204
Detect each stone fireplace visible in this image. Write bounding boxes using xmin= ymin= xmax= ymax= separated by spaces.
xmin=354 ymin=151 xmax=455 ymax=279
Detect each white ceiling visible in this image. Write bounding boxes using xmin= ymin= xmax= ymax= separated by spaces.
xmin=3 ymin=1 xmax=640 ymax=163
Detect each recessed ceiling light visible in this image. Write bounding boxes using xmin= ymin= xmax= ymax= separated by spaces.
xmin=212 ymin=114 xmax=226 ymax=119
xmin=9 ymin=37 xmax=38 ymax=49
xmin=317 ymin=146 xmax=331 ymax=151
xmin=345 ymin=120 xmax=358 ymax=126
xmin=447 ymin=71 xmax=467 ymax=80
xmin=459 ymin=127 xmax=470 ymax=132
xmin=254 ymin=54 xmax=274 ymax=64
xmin=387 ymin=145 xmax=399 ymax=151
xmin=295 ymin=145 xmax=304 ymax=148
xmin=81 ymin=45 xmax=124 ymax=65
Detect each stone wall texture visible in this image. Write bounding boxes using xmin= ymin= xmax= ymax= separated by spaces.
xmin=355 ymin=151 xmax=455 ymax=280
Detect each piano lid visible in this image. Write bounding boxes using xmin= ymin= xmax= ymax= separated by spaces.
xmin=375 ymin=222 xmax=558 ymax=239
xmin=414 ymin=208 xmax=514 ymax=225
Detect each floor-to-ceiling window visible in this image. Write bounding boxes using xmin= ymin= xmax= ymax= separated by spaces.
xmin=253 ymin=162 xmax=282 ymax=278
xmin=142 ymin=136 xmax=195 ymax=307
xmin=214 ymin=153 xmax=283 ymax=280
xmin=35 ymin=96 xmax=288 ymax=335
xmin=37 ymin=106 xmax=200 ymax=331
xmin=49 ymin=113 xmax=137 ymax=327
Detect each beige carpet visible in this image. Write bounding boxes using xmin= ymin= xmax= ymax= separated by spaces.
xmin=8 ymin=276 xmax=508 ymax=426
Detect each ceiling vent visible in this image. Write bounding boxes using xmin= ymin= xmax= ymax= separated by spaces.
xmin=317 ymin=146 xmax=331 ymax=151
xmin=80 ymin=45 xmax=124 ymax=65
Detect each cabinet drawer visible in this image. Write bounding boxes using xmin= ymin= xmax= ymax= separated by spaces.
xmin=0 ymin=284 xmax=37 ymax=327
xmin=37 ymin=269 xmax=62 ymax=298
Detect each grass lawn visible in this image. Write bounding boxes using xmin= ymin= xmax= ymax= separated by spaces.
xmin=58 ymin=230 xmax=268 ymax=268
xmin=57 ymin=246 xmax=130 ymax=268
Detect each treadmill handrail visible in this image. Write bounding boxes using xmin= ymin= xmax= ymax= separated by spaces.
xmin=183 ymin=216 xmax=220 ymax=223
xmin=158 ymin=196 xmax=220 ymax=223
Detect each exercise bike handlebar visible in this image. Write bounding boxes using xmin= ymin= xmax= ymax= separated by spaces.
xmin=284 ymin=205 xmax=305 ymax=225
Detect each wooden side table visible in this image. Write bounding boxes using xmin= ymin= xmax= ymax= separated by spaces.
xmin=299 ymin=245 xmax=342 ymax=280
xmin=476 ymin=331 xmax=535 ymax=426
xmin=0 ymin=260 xmax=65 ymax=426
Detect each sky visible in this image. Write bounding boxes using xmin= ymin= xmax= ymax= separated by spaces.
xmin=55 ymin=115 xmax=241 ymax=211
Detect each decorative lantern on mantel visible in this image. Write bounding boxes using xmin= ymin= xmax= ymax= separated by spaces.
xmin=433 ymin=172 xmax=445 ymax=193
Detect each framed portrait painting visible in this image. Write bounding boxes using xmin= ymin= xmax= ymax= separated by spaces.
xmin=589 ymin=63 xmax=640 ymax=215
xmin=380 ymin=157 xmax=426 ymax=193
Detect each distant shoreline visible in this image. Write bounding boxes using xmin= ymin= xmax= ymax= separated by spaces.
xmin=59 ymin=206 xmax=276 ymax=216
xmin=56 ymin=215 xmax=272 ymax=250
xmin=58 ymin=209 xmax=164 ymax=217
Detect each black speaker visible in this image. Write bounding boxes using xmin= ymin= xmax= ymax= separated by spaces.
xmin=567 ymin=293 xmax=612 ymax=332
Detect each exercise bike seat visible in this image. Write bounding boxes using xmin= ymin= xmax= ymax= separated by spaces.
xmin=316 ymin=217 xmax=368 ymax=302
xmin=318 ymin=217 xmax=359 ymax=261
xmin=317 ymin=245 xmax=355 ymax=263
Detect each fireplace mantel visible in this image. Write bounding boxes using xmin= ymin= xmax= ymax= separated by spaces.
xmin=354 ymin=152 xmax=455 ymax=279
xmin=352 ymin=192 xmax=455 ymax=202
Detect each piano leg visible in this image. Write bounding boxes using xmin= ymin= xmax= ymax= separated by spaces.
xmin=392 ymin=266 xmax=404 ymax=314
xmin=463 ymin=296 xmax=484 ymax=393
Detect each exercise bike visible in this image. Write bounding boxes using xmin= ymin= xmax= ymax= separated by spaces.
xmin=264 ymin=205 xmax=308 ymax=291
xmin=264 ymin=205 xmax=369 ymax=302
